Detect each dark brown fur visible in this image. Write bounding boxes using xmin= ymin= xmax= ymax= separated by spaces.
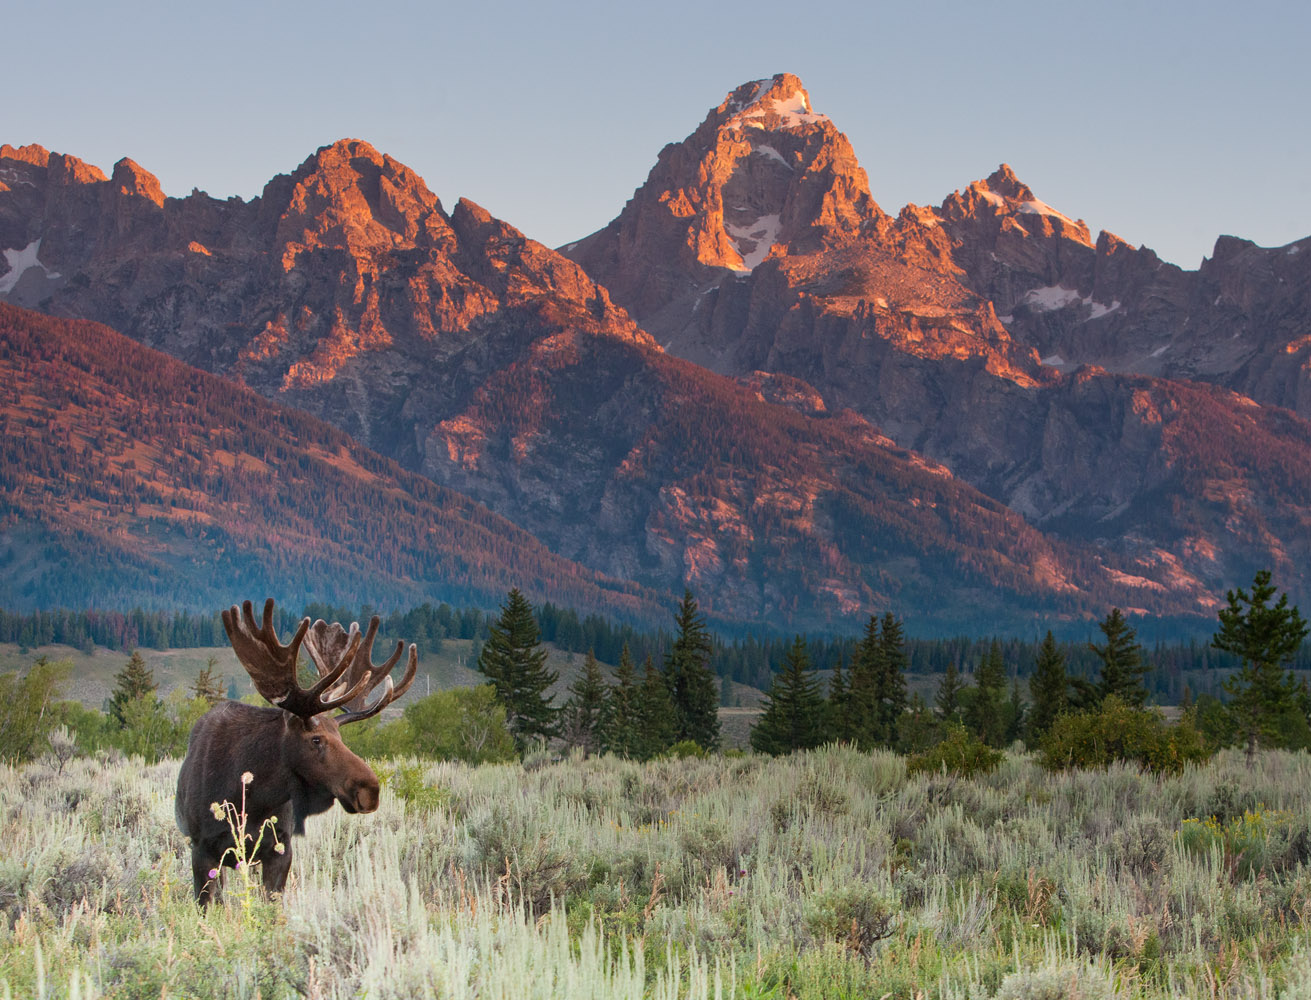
xmin=174 ymin=700 xmax=380 ymax=904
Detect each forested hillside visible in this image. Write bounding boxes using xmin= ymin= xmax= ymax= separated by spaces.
xmin=0 ymin=305 xmax=662 ymax=619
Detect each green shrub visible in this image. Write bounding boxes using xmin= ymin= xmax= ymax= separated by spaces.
xmin=108 ymin=691 xmax=205 ymax=763
xmin=406 ymin=686 xmax=517 ymax=764
xmin=1039 ymin=696 xmax=1212 ymax=774
xmin=0 ymin=658 xmax=71 ymax=763
xmin=662 ymin=739 xmax=708 ymax=760
xmin=802 ymin=884 xmax=894 ymax=956
xmin=906 ymin=723 xmax=1003 ymax=778
xmin=348 ymin=685 xmax=517 ymax=763
xmin=1178 ymin=808 xmax=1295 ymax=879
xmin=380 ymin=763 xmax=452 ymax=814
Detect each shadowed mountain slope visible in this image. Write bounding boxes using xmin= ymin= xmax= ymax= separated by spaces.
xmin=0 ymin=303 xmax=660 ymax=618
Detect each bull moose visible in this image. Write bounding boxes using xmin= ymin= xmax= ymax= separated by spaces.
xmin=175 ymin=598 xmax=416 ymax=904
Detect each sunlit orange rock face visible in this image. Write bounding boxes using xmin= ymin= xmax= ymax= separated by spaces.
xmin=560 ymin=74 xmax=1311 ymax=608
xmin=5 ymin=96 xmax=1311 ymax=628
xmin=0 ymin=137 xmax=646 ymax=450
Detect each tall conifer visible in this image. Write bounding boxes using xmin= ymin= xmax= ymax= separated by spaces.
xmin=664 ymin=591 xmax=720 ymax=751
xmin=602 ymin=644 xmax=643 ymax=758
xmin=875 ymin=612 xmax=909 ymax=746
xmin=477 ymin=588 xmax=559 ymax=751
xmin=638 ymin=654 xmax=677 ymax=759
xmin=1214 ymin=570 xmax=1311 ymax=754
xmin=848 ymin=615 xmax=883 ymax=748
xmin=935 ymin=660 xmax=964 ymax=723
xmin=561 ymin=650 xmax=607 ymax=757
xmin=750 ymin=636 xmax=826 ymax=755
xmin=1091 ymin=608 xmax=1149 ymax=707
xmin=1027 ymin=631 xmax=1068 ymax=741
xmin=965 ymin=640 xmax=1007 ymax=747
xmin=827 ymin=656 xmax=851 ymax=741
xmin=109 ymin=650 xmax=157 ymax=727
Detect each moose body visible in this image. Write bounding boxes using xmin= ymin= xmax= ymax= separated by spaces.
xmin=175 ymin=599 xmax=415 ymax=904
xmin=175 ymin=702 xmax=381 ymax=902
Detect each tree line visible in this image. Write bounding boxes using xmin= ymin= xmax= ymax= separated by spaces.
xmin=3 ymin=571 xmax=1310 ymax=773
xmin=747 ymin=570 xmax=1311 ymax=770
xmin=6 ymin=599 xmax=1306 ymax=702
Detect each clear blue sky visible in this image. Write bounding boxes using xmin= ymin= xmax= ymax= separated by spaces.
xmin=9 ymin=0 xmax=1308 ymax=268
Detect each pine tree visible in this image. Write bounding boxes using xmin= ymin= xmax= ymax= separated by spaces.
xmin=638 ymin=654 xmax=677 ymax=759
xmin=663 ymin=591 xmax=720 ymax=751
xmin=935 ymin=660 xmax=964 ymax=723
xmin=1005 ymin=677 xmax=1026 ymax=744
xmin=899 ymin=691 xmax=940 ymax=752
xmin=1091 ymin=608 xmax=1149 ymax=707
xmin=601 ymin=644 xmax=642 ymax=758
xmin=750 ymin=636 xmax=826 ymax=755
xmin=875 ymin=613 xmax=909 ymax=748
xmin=827 ymin=657 xmax=851 ymax=741
xmin=109 ymin=650 xmax=157 ymax=727
xmin=848 ymin=615 xmax=883 ymax=748
xmin=1214 ymin=570 xmax=1311 ymax=755
xmin=192 ymin=655 xmax=224 ymax=706
xmin=560 ymin=650 xmax=608 ymax=757
xmin=477 ymin=589 xmax=559 ymax=751
xmin=964 ymin=640 xmax=1007 ymax=747
xmin=1027 ymin=630 xmax=1068 ymax=741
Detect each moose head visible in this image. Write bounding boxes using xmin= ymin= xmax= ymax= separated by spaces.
xmin=175 ymin=598 xmax=416 ymax=904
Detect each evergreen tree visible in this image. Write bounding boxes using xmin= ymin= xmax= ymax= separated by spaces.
xmin=601 ymin=644 xmax=642 ymax=758
xmin=1091 ymin=608 xmax=1149 ymax=707
xmin=560 ymin=650 xmax=607 ymax=757
xmin=875 ymin=613 xmax=909 ymax=747
xmin=750 ymin=636 xmax=826 ymax=755
xmin=899 ymin=691 xmax=940 ymax=753
xmin=663 ymin=591 xmax=720 ymax=751
xmin=847 ymin=615 xmax=883 ymax=748
xmin=1005 ymin=677 xmax=1026 ymax=744
xmin=638 ymin=654 xmax=677 ymax=759
xmin=964 ymin=640 xmax=1007 ymax=747
xmin=1214 ymin=570 xmax=1311 ymax=755
xmin=935 ymin=660 xmax=965 ymax=723
xmin=109 ymin=650 xmax=157 ymax=727
xmin=477 ymin=589 xmax=559 ymax=751
xmin=1027 ymin=631 xmax=1068 ymax=741
xmin=192 ymin=655 xmax=224 ymax=706
xmin=827 ymin=656 xmax=851 ymax=741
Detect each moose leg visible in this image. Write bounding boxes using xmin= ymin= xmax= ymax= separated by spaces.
xmin=191 ymin=842 xmax=223 ymax=905
xmin=260 ymin=842 xmax=293 ymax=895
xmin=258 ymin=803 xmax=294 ymax=896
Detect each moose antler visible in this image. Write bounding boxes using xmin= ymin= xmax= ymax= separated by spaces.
xmin=302 ymin=615 xmax=417 ymax=725
xmin=221 ymin=599 xmax=375 ymax=718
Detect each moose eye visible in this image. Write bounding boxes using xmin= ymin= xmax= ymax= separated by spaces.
xmin=311 ymin=735 xmax=323 ymax=748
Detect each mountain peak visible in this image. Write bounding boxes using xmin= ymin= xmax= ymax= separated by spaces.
xmin=983 ymin=163 xmax=1034 ymax=202
xmin=267 ymin=137 xmax=447 ymax=253
xmin=938 ymin=164 xmax=1092 ymax=249
xmin=719 ymin=73 xmax=829 ymax=131
xmin=110 ymin=158 xmax=164 ymax=207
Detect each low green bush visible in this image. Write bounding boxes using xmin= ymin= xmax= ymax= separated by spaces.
xmin=1039 ymin=696 xmax=1211 ymax=774
xmin=905 ymin=723 xmax=1002 ymax=778
xmin=663 ymin=739 xmax=708 ymax=760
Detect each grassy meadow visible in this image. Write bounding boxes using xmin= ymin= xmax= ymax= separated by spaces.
xmin=6 ymin=745 xmax=1311 ymax=998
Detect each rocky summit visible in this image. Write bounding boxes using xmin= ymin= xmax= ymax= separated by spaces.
xmin=4 ymin=82 xmax=1311 ymax=631
xmin=560 ymin=74 xmax=1311 ymax=617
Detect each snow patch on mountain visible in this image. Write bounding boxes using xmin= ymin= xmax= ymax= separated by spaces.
xmin=752 ymin=144 xmax=792 ymax=168
xmin=0 ymin=238 xmax=60 ymax=295
xmin=1022 ymin=285 xmax=1120 ymax=319
xmin=1017 ymin=198 xmax=1080 ymax=228
xmin=726 ymin=214 xmax=781 ymax=271
xmin=732 ymin=82 xmax=829 ymax=130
